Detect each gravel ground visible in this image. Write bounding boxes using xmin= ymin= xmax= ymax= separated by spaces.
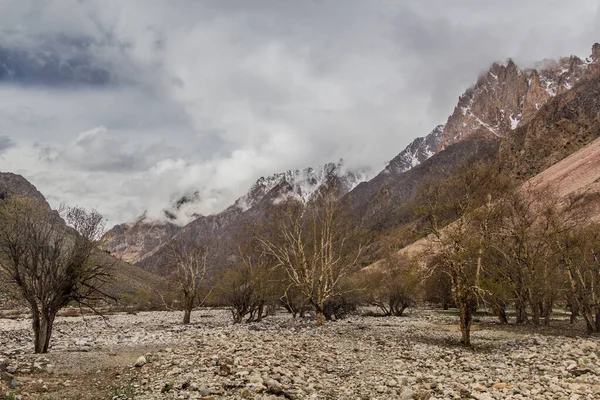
xmin=1 ymin=308 xmax=599 ymax=400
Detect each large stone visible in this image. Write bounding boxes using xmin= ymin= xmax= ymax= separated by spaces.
xmin=134 ymin=356 xmax=147 ymax=367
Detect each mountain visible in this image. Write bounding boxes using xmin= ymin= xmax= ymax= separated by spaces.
xmin=235 ymin=161 xmax=368 ymax=210
xmin=397 ymin=106 xmax=600 ymax=264
xmin=102 ymin=215 xmax=181 ymax=264
xmin=338 ymin=44 xmax=600 ymax=231
xmin=106 ymin=43 xmax=600 ymax=273
xmin=499 ymin=66 xmax=600 ymax=180
xmin=368 ymin=47 xmax=600 ymax=264
xmin=103 ymin=161 xmax=369 ymax=269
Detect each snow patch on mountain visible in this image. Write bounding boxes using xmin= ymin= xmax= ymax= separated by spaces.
xmin=385 ymin=125 xmax=444 ymax=175
xmin=236 ymin=161 xmax=371 ymax=210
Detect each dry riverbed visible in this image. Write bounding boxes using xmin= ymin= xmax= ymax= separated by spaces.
xmin=1 ymin=309 xmax=599 ymax=400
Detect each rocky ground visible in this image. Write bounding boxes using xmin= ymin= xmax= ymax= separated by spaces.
xmin=1 ymin=308 xmax=599 ymax=400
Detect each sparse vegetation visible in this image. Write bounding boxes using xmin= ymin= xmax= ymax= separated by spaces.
xmin=0 ymin=197 xmax=112 ymax=353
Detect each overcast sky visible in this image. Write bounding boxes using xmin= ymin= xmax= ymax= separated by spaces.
xmin=0 ymin=0 xmax=598 ymax=227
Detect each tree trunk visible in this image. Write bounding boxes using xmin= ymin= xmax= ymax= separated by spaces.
xmin=497 ymin=305 xmax=508 ymax=325
xmin=581 ymin=305 xmax=600 ymax=333
xmin=256 ymin=304 xmax=264 ymax=322
xmin=531 ymin=301 xmax=540 ymax=326
xmin=316 ymin=311 xmax=325 ymax=326
xmin=515 ymin=297 xmax=528 ymax=324
xmin=33 ymin=310 xmax=56 ymax=354
xmin=394 ymin=302 xmax=409 ymax=317
xmin=567 ymin=296 xmax=579 ymax=324
xmin=458 ymin=299 xmax=472 ymax=346
xmin=543 ymin=299 xmax=553 ymax=326
xmin=183 ymin=293 xmax=194 ymax=324
xmin=315 ymin=302 xmax=325 ymax=326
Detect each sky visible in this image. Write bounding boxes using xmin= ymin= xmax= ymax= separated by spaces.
xmin=0 ymin=0 xmax=599 ymax=227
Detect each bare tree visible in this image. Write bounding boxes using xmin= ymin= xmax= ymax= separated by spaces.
xmin=164 ymin=236 xmax=211 ymax=324
xmin=362 ymin=253 xmax=419 ymax=316
xmin=0 ymin=197 xmax=111 ymax=353
xmin=259 ymin=196 xmax=363 ymax=326
xmin=417 ymin=162 xmax=511 ymax=345
xmin=549 ymin=221 xmax=600 ymax=332
xmin=490 ymin=188 xmax=566 ymax=325
xmin=218 ymin=264 xmax=257 ymax=323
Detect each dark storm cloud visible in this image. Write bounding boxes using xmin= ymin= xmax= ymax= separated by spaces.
xmin=0 ymin=38 xmax=111 ymax=87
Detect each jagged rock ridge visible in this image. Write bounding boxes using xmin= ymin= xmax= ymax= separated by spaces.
xmin=440 ymin=44 xmax=600 ymax=149
xmin=384 ymin=125 xmax=444 ymax=174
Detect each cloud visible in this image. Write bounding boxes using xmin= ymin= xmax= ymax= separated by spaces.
xmin=0 ymin=135 xmax=15 ymax=154
xmin=0 ymin=0 xmax=598 ymax=226
xmin=40 ymin=126 xmax=180 ymax=173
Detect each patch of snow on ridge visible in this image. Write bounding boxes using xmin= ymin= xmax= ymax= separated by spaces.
xmin=236 ymin=161 xmax=371 ymax=210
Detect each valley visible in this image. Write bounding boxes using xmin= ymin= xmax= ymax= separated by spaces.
xmin=1 ymin=6 xmax=600 ymax=399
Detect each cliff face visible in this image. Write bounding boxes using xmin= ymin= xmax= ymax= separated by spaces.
xmin=440 ymin=44 xmax=599 ymax=150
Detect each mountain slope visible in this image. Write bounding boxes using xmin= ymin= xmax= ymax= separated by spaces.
xmin=103 ymin=215 xmax=181 ymax=264
xmin=0 ymin=172 xmax=50 ymax=205
xmin=336 ymin=44 xmax=600 ymax=235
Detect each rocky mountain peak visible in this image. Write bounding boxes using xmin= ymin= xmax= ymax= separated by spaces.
xmin=103 ymin=161 xmax=370 ymax=265
xmin=439 ymin=44 xmax=599 ymax=150
xmin=235 ymin=160 xmax=369 ymax=210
